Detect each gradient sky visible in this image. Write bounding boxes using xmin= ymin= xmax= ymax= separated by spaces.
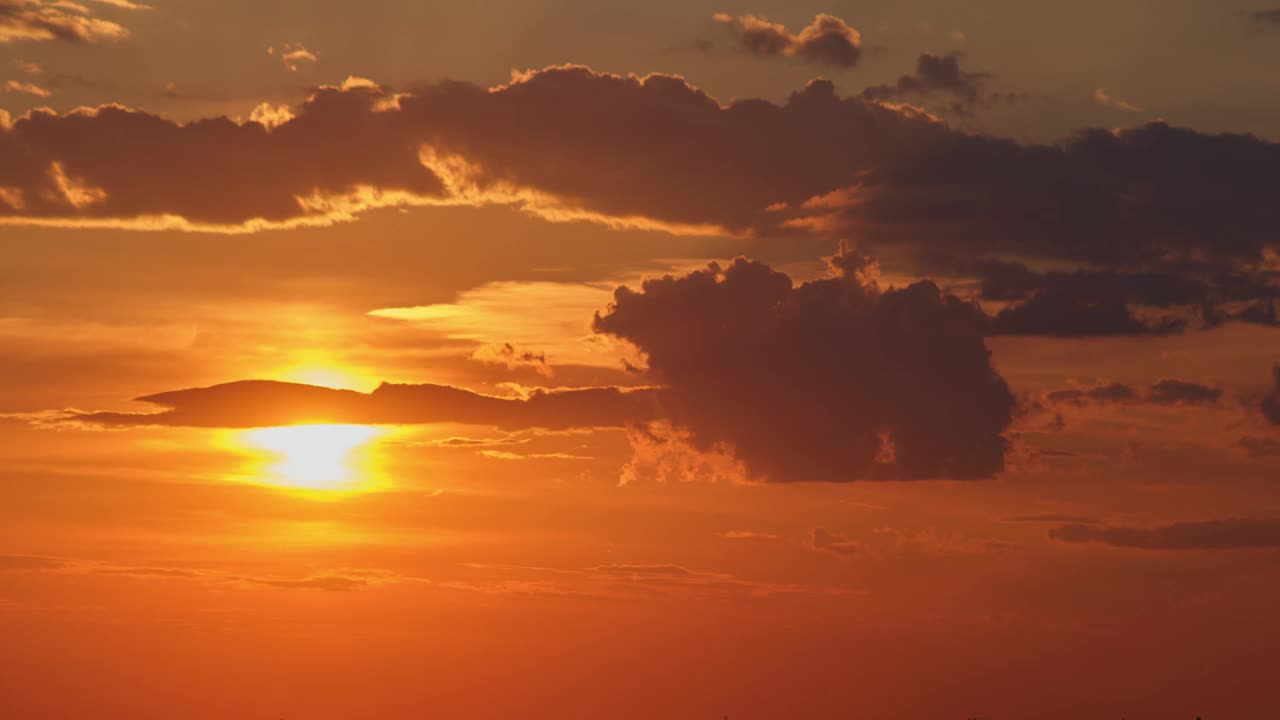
xmin=4 ymin=2 xmax=1280 ymax=718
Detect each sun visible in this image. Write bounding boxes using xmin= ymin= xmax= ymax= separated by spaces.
xmin=238 ymin=424 xmax=388 ymax=492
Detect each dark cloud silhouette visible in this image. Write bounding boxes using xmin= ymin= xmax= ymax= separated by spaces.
xmin=0 ymin=66 xmax=944 ymax=234
xmin=813 ymin=123 xmax=1280 ymax=275
xmin=1263 ymin=364 xmax=1280 ymax=425
xmin=987 ymin=287 xmax=1185 ymax=337
xmin=810 ymin=527 xmax=860 ymax=556
xmin=1148 ymin=379 xmax=1223 ymax=406
xmin=1045 ymin=383 xmax=1138 ymax=406
xmin=3 ymin=65 xmax=1279 ymax=295
xmin=1043 ymin=380 xmax=1220 ymax=407
xmin=1050 ymin=518 xmax=1280 ymax=550
xmin=1235 ymin=435 xmax=1280 ymax=457
xmin=64 ymin=379 xmax=660 ymax=430
xmin=1003 ymin=514 xmax=1100 ymax=524
xmin=1253 ymin=9 xmax=1280 ymax=24
xmin=713 ymin=13 xmax=862 ymax=67
xmin=861 ymin=53 xmax=1007 ymax=114
xmin=593 ymin=249 xmax=1015 ymax=482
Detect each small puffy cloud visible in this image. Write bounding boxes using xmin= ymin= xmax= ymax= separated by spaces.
xmin=11 ymin=58 xmax=41 ymax=74
xmin=1050 ymin=518 xmax=1280 ymax=550
xmin=4 ymin=79 xmax=50 ymax=97
xmin=268 ymin=42 xmax=317 ymax=71
xmin=1093 ymin=88 xmax=1141 ymax=112
xmin=714 ymin=12 xmax=862 ymax=67
xmin=0 ymin=0 xmax=131 ymax=44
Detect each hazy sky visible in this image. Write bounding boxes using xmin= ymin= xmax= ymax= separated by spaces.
xmin=3 ymin=2 xmax=1280 ymax=718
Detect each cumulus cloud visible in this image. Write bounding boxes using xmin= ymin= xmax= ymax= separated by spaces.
xmin=0 ymin=0 xmax=131 ymax=44
xmin=1050 ymin=518 xmax=1280 ymax=550
xmin=1 ymin=65 xmax=1278 ymax=314
xmin=713 ymin=12 xmax=862 ymax=67
xmin=861 ymin=53 xmax=1006 ymax=114
xmin=593 ymin=248 xmax=1016 ymax=482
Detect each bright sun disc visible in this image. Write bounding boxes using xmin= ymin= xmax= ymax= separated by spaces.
xmin=240 ymin=424 xmax=387 ymax=491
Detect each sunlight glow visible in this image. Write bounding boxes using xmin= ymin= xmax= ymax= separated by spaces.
xmin=240 ymin=424 xmax=388 ymax=492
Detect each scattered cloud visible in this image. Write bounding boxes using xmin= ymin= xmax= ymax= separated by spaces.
xmin=1051 ymin=518 xmax=1280 ymax=550
xmin=862 ymin=53 xmax=1010 ymax=114
xmin=713 ymin=12 xmax=862 ymax=67
xmin=4 ymin=79 xmax=50 ymax=97
xmin=809 ymin=527 xmax=861 ymax=556
xmin=1093 ymin=88 xmax=1141 ymax=112
xmin=268 ymin=42 xmax=317 ymax=72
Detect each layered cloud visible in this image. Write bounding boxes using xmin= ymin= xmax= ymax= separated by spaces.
xmin=2 ymin=64 xmax=1278 ymax=292
xmin=712 ymin=13 xmax=862 ymax=67
xmin=594 ymin=249 xmax=1016 ymax=482
xmin=1050 ymin=518 xmax=1280 ymax=550
xmin=0 ymin=0 xmax=133 ymax=44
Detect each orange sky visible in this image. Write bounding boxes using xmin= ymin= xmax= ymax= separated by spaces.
xmin=4 ymin=2 xmax=1280 ymax=718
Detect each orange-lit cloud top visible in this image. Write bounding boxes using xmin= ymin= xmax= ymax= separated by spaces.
xmin=0 ymin=0 xmax=136 ymax=44
xmin=712 ymin=12 xmax=863 ymax=67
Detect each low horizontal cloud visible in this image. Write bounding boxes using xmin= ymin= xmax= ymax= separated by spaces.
xmin=1050 ymin=518 xmax=1280 ymax=550
xmin=810 ymin=527 xmax=861 ymax=556
xmin=4 ymin=79 xmax=49 ymax=97
xmin=1044 ymin=379 xmax=1222 ymax=407
xmin=1253 ymin=9 xmax=1280 ymax=24
xmin=59 ymin=378 xmax=660 ymax=431
xmin=713 ymin=12 xmax=862 ymax=67
xmin=1093 ymin=88 xmax=1141 ymax=113
xmin=0 ymin=0 xmax=131 ymax=44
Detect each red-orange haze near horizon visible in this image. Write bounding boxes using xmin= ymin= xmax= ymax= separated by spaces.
xmin=3 ymin=1 xmax=1280 ymax=717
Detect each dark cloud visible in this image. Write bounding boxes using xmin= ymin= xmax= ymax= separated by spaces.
xmin=1148 ymin=379 xmax=1223 ymax=406
xmin=0 ymin=67 xmax=944 ymax=234
xmin=3 ymin=65 xmax=1279 ymax=296
xmin=861 ymin=53 xmax=1007 ymax=114
xmin=1003 ymin=514 xmax=1100 ymax=524
xmin=1045 ymin=383 xmax=1138 ymax=405
xmin=1043 ymin=380 xmax=1220 ymax=407
xmin=0 ymin=0 xmax=130 ymax=44
xmin=1235 ymin=435 xmax=1280 ymax=457
xmin=813 ymin=123 xmax=1280 ymax=275
xmin=593 ymin=249 xmax=1015 ymax=482
xmin=64 ymin=379 xmax=660 ymax=430
xmin=1263 ymin=364 xmax=1280 ymax=424
xmin=1253 ymin=9 xmax=1280 ymax=24
xmin=987 ymin=287 xmax=1185 ymax=337
xmin=713 ymin=13 xmax=862 ymax=67
xmin=810 ymin=527 xmax=861 ymax=556
xmin=1050 ymin=518 xmax=1280 ymax=550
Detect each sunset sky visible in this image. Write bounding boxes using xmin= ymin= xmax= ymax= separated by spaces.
xmin=4 ymin=2 xmax=1280 ymax=718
